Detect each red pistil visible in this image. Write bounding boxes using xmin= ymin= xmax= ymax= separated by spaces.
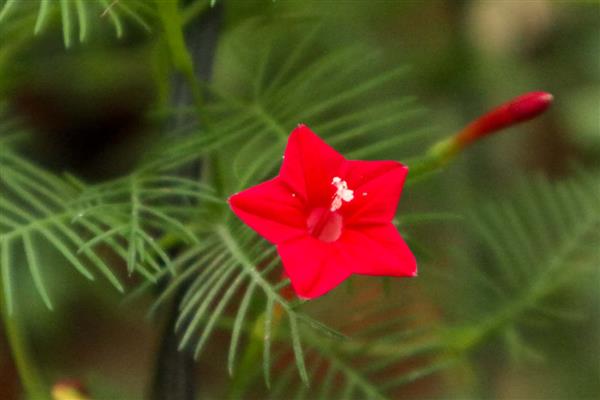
xmin=307 ymin=208 xmax=342 ymax=242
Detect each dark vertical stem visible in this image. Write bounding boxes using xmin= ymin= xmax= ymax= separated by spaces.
xmin=150 ymin=284 xmax=198 ymax=400
xmin=150 ymin=3 xmax=223 ymax=400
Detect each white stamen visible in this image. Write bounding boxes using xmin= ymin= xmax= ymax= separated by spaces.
xmin=330 ymin=176 xmax=354 ymax=211
xmin=362 ymin=192 xmax=368 ymax=196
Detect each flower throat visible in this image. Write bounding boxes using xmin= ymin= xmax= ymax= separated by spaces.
xmin=307 ymin=177 xmax=354 ymax=242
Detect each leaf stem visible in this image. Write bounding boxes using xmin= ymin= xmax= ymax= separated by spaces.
xmin=0 ymin=288 xmax=49 ymax=399
xmin=155 ymin=0 xmax=205 ymax=116
xmin=405 ymin=139 xmax=455 ymax=186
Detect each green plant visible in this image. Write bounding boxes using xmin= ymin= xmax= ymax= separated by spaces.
xmin=0 ymin=1 xmax=597 ymax=399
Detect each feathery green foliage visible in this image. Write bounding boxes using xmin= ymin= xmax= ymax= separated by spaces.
xmin=148 ymin=21 xmax=428 ymax=183
xmin=0 ymin=2 xmax=596 ymax=398
xmin=0 ymin=0 xmax=153 ymax=47
xmin=261 ymin=306 xmax=448 ymax=400
xmin=438 ymin=170 xmax=600 ymax=357
xmin=0 ymin=148 xmax=122 ymax=311
xmin=237 ymin=169 xmax=599 ymax=398
xmin=0 ymin=121 xmax=221 ymax=312
xmin=144 ymin=20 xmax=431 ymax=384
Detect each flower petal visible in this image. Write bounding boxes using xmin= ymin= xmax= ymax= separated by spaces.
xmin=339 ymin=160 xmax=408 ymax=226
xmin=338 ymin=224 xmax=417 ymax=277
xmin=229 ymin=178 xmax=307 ymax=244
xmin=278 ymin=236 xmax=351 ymax=299
xmin=280 ymin=125 xmax=346 ymax=207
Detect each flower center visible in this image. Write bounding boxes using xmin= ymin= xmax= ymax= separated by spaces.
xmin=307 ymin=208 xmax=342 ymax=242
xmin=305 ymin=177 xmax=353 ymax=242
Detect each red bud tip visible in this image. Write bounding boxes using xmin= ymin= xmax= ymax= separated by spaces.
xmin=456 ymin=91 xmax=553 ymax=148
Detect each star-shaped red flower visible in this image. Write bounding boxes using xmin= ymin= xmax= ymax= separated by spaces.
xmin=229 ymin=125 xmax=417 ymax=299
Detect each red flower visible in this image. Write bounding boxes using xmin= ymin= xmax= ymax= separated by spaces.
xmin=229 ymin=125 xmax=417 ymax=299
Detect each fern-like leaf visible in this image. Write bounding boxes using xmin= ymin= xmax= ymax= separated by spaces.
xmin=145 ymin=20 xmax=431 ymax=385
xmin=154 ymin=220 xmax=340 ymax=386
xmin=0 ymin=150 xmax=124 ymax=310
xmin=147 ymin=21 xmax=428 ymax=185
xmin=0 ymin=135 xmax=219 ymax=311
xmin=243 ymin=170 xmax=600 ymax=398
xmin=0 ymin=0 xmax=153 ymax=47
xmin=256 ymin=302 xmax=448 ymax=400
xmin=438 ymin=169 xmax=600 ymax=360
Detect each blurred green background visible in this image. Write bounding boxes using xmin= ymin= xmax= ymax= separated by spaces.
xmin=0 ymin=1 xmax=599 ymax=399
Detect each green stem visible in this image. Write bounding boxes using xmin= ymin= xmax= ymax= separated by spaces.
xmin=406 ymin=137 xmax=460 ymax=186
xmin=0 ymin=292 xmax=49 ymax=399
xmin=181 ymin=0 xmax=211 ymax=25
xmin=227 ymin=323 xmax=264 ymax=398
xmin=155 ymin=0 xmax=205 ymax=115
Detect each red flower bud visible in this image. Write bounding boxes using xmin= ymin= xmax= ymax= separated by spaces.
xmin=455 ymin=91 xmax=553 ymax=148
xmin=418 ymin=91 xmax=554 ymax=177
